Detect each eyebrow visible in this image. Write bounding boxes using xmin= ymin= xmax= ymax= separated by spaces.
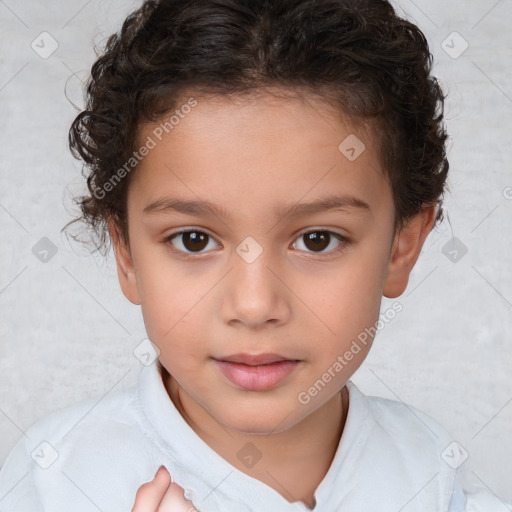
xmin=142 ymin=194 xmax=371 ymax=220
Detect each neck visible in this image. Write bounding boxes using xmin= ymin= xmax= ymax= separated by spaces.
xmin=162 ymin=367 xmax=349 ymax=508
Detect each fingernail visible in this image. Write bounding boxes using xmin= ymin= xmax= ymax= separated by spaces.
xmin=155 ymin=465 xmax=165 ymax=478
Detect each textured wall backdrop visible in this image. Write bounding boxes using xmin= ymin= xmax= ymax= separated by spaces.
xmin=1 ymin=0 xmax=511 ymax=503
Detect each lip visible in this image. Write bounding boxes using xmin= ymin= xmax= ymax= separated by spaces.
xmin=214 ymin=353 xmax=295 ymax=366
xmin=213 ymin=354 xmax=300 ymax=391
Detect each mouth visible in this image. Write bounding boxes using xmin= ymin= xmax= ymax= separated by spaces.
xmin=214 ymin=352 xmax=298 ymax=366
xmin=212 ymin=353 xmax=301 ymax=391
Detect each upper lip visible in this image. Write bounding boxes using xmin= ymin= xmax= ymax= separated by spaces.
xmin=214 ymin=353 xmax=297 ymax=366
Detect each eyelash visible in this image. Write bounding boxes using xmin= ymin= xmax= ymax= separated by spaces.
xmin=162 ymin=228 xmax=350 ymax=259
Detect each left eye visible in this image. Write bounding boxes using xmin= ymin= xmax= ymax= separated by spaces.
xmin=292 ymin=230 xmax=347 ymax=254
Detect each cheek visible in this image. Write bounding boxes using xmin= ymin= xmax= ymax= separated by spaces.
xmin=141 ymin=289 xmax=205 ymax=348
xmin=301 ymin=250 xmax=388 ymax=359
xmin=134 ymin=253 xmax=209 ymax=346
xmin=318 ymin=253 xmax=386 ymax=322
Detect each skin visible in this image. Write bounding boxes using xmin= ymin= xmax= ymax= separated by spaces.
xmin=110 ymin=88 xmax=436 ymax=511
xmin=133 ymin=466 xmax=197 ymax=512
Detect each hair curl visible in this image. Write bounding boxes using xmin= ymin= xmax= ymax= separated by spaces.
xmin=64 ymin=0 xmax=449 ymax=255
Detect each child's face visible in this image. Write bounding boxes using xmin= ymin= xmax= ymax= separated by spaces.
xmin=111 ymin=89 xmax=426 ymax=434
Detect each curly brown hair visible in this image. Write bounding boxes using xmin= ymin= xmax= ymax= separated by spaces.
xmin=64 ymin=0 xmax=449 ymax=255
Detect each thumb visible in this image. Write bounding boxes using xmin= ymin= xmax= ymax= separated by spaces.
xmin=156 ymin=466 xmax=199 ymax=512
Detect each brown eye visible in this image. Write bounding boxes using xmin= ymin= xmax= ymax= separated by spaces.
xmin=166 ymin=230 xmax=218 ymax=254
xmin=303 ymin=232 xmax=330 ymax=251
xmin=293 ymin=230 xmax=347 ymax=255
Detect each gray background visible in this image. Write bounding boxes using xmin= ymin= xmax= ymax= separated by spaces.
xmin=1 ymin=0 xmax=511 ymax=503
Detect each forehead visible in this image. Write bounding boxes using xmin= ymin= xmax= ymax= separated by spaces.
xmin=129 ymin=89 xmax=388 ymax=218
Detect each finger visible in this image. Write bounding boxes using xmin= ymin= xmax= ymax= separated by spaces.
xmin=158 ymin=481 xmax=198 ymax=512
xmin=132 ymin=466 xmax=172 ymax=512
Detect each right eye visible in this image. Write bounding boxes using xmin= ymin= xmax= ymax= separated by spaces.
xmin=163 ymin=229 xmax=220 ymax=255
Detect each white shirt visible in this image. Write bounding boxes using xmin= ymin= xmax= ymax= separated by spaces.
xmin=0 ymin=361 xmax=506 ymax=511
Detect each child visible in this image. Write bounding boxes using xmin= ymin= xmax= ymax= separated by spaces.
xmin=0 ymin=0 xmax=507 ymax=510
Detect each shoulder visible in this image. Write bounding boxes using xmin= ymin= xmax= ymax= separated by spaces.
xmin=0 ymin=374 xmax=146 ymax=510
xmin=345 ymin=382 xmax=511 ymax=511
xmin=343 ymin=382 xmax=456 ymax=508
xmin=24 ymin=376 xmax=139 ymax=452
xmin=347 ymin=381 xmax=455 ymax=450
xmin=0 ymin=377 xmax=137 ymax=464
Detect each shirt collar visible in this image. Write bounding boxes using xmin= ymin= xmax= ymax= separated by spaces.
xmin=138 ymin=361 xmax=373 ymax=511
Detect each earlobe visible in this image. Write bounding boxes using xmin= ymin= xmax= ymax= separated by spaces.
xmin=107 ymin=218 xmax=141 ymax=305
xmin=383 ymin=205 xmax=437 ymax=298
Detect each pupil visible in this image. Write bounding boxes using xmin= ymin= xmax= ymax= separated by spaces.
xmin=305 ymin=232 xmax=329 ymax=251
xmin=184 ymin=232 xmax=208 ymax=251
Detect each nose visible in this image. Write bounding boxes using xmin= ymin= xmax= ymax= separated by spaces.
xmin=220 ymin=243 xmax=291 ymax=330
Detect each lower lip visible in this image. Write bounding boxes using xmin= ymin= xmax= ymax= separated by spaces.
xmin=214 ymin=360 xmax=299 ymax=391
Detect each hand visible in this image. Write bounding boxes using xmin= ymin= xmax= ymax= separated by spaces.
xmin=132 ymin=465 xmax=198 ymax=511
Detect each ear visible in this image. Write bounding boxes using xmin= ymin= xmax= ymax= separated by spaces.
xmin=383 ymin=205 xmax=437 ymax=298
xmin=107 ymin=217 xmax=141 ymax=305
